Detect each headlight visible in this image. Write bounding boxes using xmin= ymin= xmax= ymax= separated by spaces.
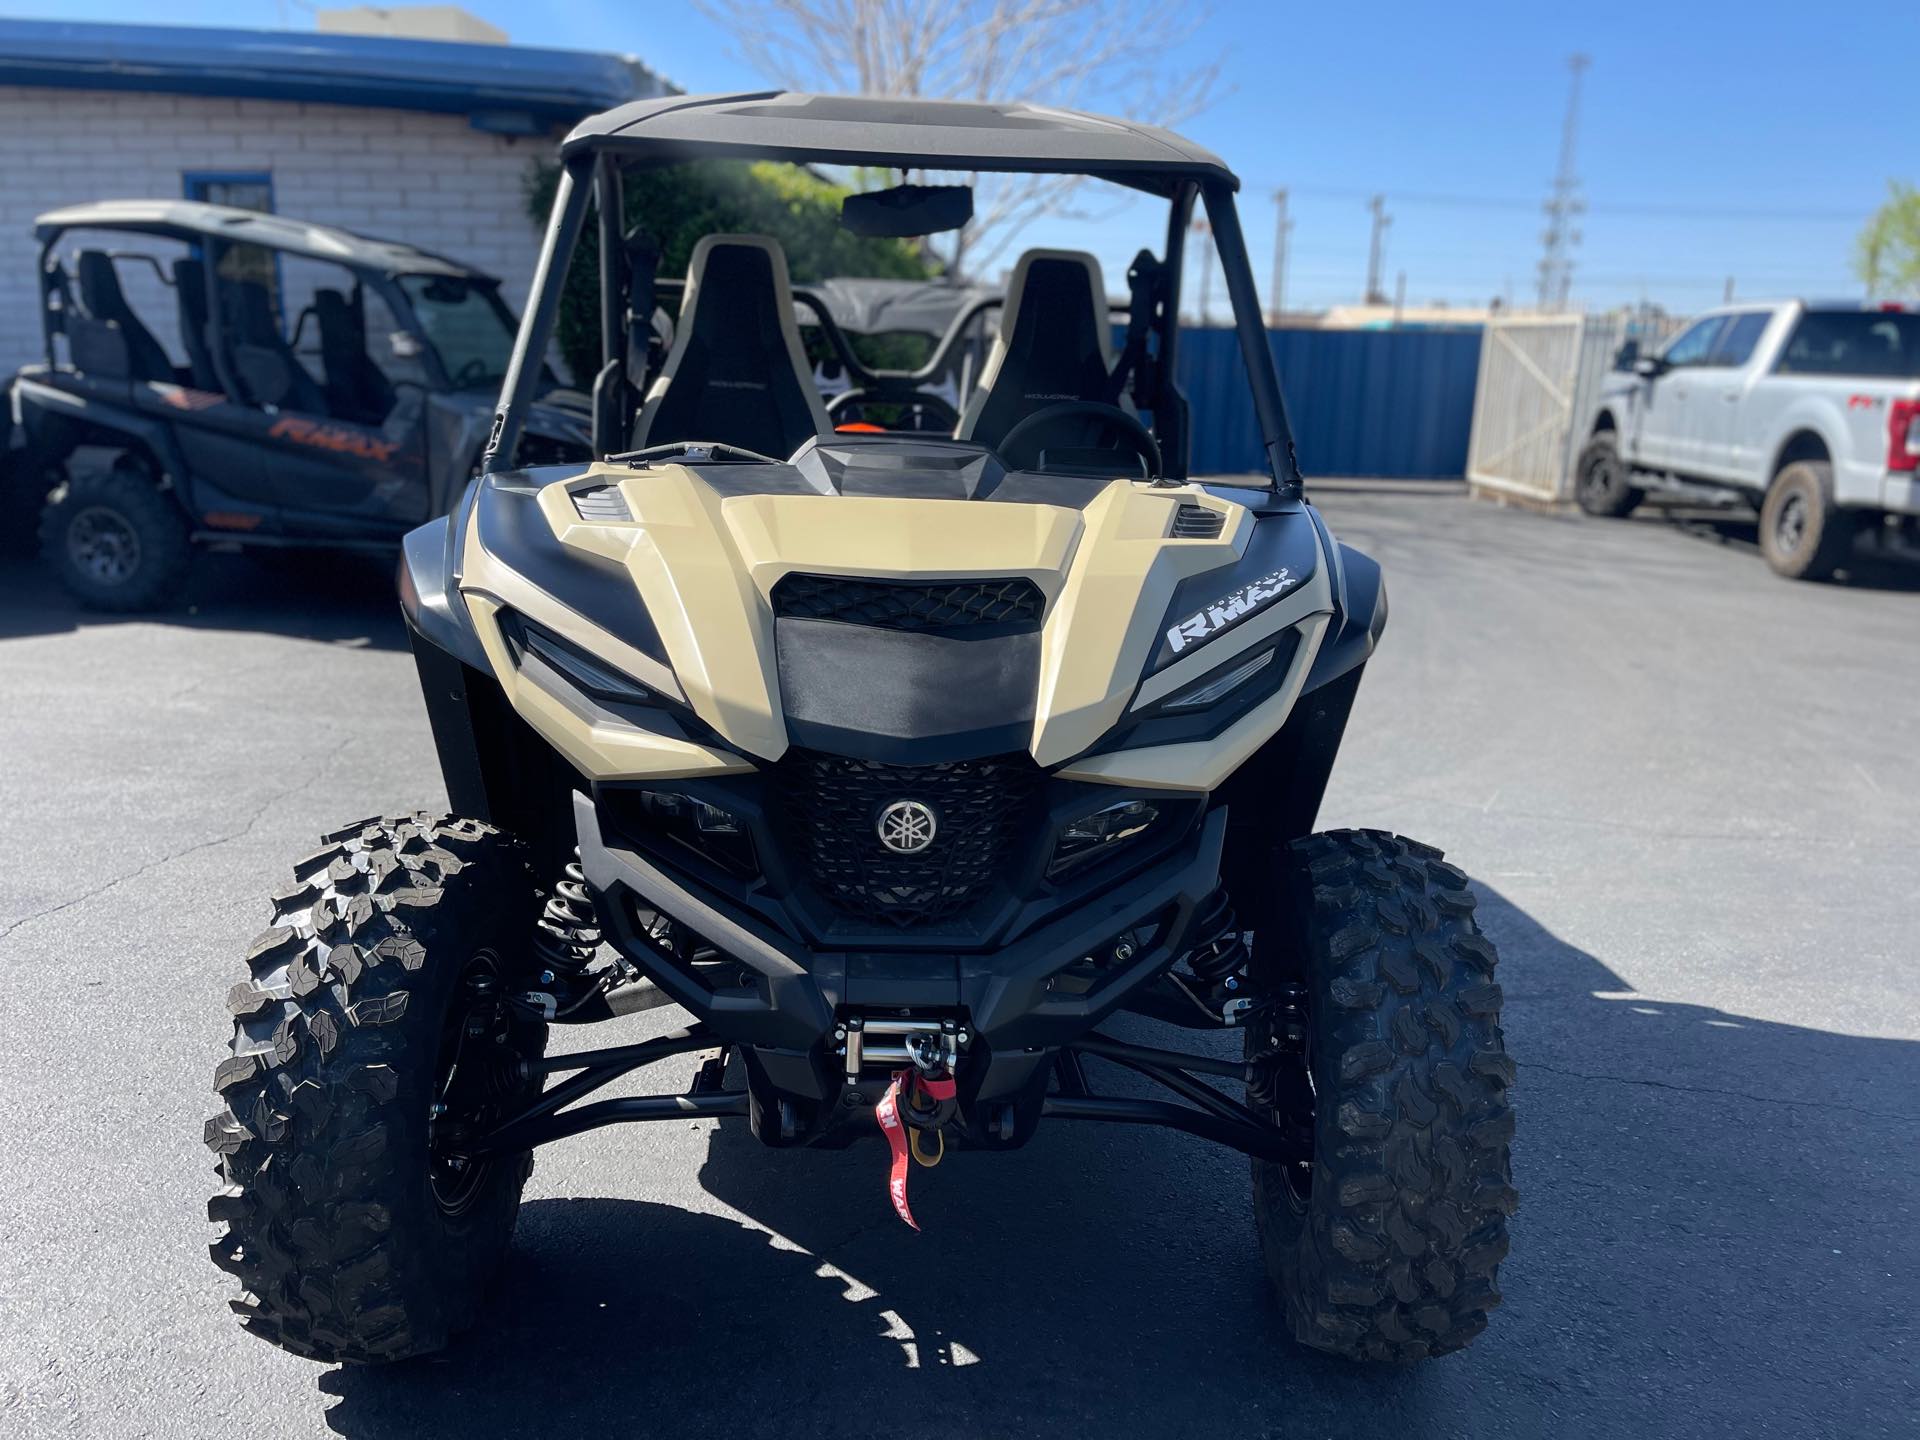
xmin=1049 ymin=798 xmax=1160 ymax=876
xmin=632 ymin=788 xmax=755 ymax=874
xmin=640 ymin=790 xmax=742 ymax=834
xmin=507 ymin=614 xmax=665 ymax=708
xmin=1161 ymin=647 xmax=1274 ymax=710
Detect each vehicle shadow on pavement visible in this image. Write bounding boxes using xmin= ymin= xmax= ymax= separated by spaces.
xmin=318 ymin=886 xmax=1917 ymax=1439
xmin=1641 ymin=508 xmax=1920 ymax=592
xmin=0 ymin=549 xmax=409 ymax=646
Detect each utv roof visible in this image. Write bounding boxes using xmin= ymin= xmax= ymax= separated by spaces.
xmin=33 ymin=200 xmax=483 ymax=280
xmin=562 ymin=92 xmax=1237 ymax=195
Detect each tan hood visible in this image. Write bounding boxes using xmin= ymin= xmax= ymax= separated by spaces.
xmin=461 ymin=462 xmax=1329 ymax=785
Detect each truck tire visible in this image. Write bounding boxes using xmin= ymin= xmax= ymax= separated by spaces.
xmin=205 ymin=815 xmax=548 ymax=1365
xmin=1248 ymin=829 xmax=1516 ymax=1363
xmin=1573 ymin=433 xmax=1642 ymax=517
xmin=1759 ymin=460 xmax=1853 ymax=580
xmin=38 ymin=461 xmax=190 ymax=611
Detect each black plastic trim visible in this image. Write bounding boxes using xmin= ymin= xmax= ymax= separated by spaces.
xmin=471 ymin=472 xmax=668 ymax=664
xmin=576 ymin=792 xmax=1226 ymax=1097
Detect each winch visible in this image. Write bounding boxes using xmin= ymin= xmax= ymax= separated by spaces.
xmin=834 ymin=1015 xmax=970 ymax=1080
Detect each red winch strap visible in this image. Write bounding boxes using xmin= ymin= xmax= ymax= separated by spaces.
xmin=875 ymin=1069 xmax=919 ymax=1230
xmin=874 ymin=1069 xmax=957 ymax=1230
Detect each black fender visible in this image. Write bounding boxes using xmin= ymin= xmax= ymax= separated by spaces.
xmin=1301 ymin=500 xmax=1387 ymax=691
xmin=397 ymin=480 xmax=488 ymax=673
xmin=13 ymin=375 xmax=193 ymax=492
xmin=398 ymin=479 xmax=582 ymax=878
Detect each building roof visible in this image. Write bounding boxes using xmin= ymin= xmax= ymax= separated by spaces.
xmin=35 ymin=199 xmax=482 ymax=279
xmin=563 ymin=92 xmax=1237 ymax=194
xmin=0 ymin=18 xmax=662 ymax=131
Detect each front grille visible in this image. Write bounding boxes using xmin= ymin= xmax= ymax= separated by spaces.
xmin=774 ymin=750 xmax=1043 ymax=928
xmin=772 ymin=573 xmax=1044 ymax=633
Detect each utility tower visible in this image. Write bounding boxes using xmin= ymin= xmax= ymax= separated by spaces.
xmin=1536 ymin=53 xmax=1590 ymax=311
xmin=1269 ymin=189 xmax=1292 ymax=324
xmin=1364 ymin=194 xmax=1391 ymax=305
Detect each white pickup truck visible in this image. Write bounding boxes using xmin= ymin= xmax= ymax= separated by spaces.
xmin=1576 ymin=301 xmax=1920 ymax=579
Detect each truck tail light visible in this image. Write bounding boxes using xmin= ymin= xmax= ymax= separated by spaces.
xmin=1889 ymin=400 xmax=1920 ymax=474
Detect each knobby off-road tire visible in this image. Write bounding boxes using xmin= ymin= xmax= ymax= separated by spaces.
xmin=1573 ymin=433 xmax=1643 ymax=518
xmin=1759 ymin=460 xmax=1854 ymax=581
xmin=1250 ymin=829 xmax=1517 ymax=1362
xmin=205 ymin=815 xmax=548 ymax=1364
xmin=39 ymin=461 xmax=191 ymax=611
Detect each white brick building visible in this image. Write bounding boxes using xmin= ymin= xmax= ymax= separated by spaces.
xmin=0 ymin=18 xmax=665 ymax=375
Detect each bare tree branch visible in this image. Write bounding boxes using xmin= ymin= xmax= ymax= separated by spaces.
xmin=694 ymin=0 xmax=1224 ymax=278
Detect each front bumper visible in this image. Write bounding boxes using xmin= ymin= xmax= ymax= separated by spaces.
xmin=574 ymin=791 xmax=1226 ymax=1109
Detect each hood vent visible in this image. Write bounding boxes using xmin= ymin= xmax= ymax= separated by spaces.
xmin=571 ymin=483 xmax=633 ymax=522
xmin=772 ymin=573 xmax=1044 ymax=635
xmin=1171 ymin=503 xmax=1224 ymax=539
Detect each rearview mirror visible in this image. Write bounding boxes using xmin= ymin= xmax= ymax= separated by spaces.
xmin=842 ymin=184 xmax=974 ymax=238
xmin=1633 ymin=356 xmax=1664 ymax=379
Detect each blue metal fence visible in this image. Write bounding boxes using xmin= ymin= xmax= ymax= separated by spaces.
xmin=1175 ymin=326 xmax=1483 ymax=479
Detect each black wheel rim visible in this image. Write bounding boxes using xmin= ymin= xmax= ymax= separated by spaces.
xmin=66 ymin=505 xmax=141 ymax=585
xmin=427 ymin=952 xmax=526 ymax=1216
xmin=1775 ymin=490 xmax=1809 ymax=554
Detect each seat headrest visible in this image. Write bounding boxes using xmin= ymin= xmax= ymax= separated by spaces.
xmin=75 ymin=251 xmax=129 ymax=320
xmin=956 ymin=248 xmax=1117 ymax=448
xmin=629 ymin=234 xmax=830 ymax=457
xmin=996 ymin=249 xmax=1113 ymax=362
xmin=314 ymin=289 xmax=356 ymax=330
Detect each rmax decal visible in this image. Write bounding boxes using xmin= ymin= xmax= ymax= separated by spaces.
xmin=1165 ymin=568 xmax=1299 ymax=653
xmin=268 ymin=416 xmax=400 ymax=463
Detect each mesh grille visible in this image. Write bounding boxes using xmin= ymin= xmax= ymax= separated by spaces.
xmin=772 ymin=573 xmax=1044 ymax=633
xmin=1171 ymin=503 xmax=1224 ymax=539
xmin=774 ymin=750 xmax=1043 ymax=928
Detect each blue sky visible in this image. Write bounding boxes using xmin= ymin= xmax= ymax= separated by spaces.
xmin=34 ymin=0 xmax=1920 ymax=313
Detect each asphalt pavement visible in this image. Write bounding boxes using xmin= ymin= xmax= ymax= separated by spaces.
xmin=0 ymin=493 xmax=1914 ymax=1438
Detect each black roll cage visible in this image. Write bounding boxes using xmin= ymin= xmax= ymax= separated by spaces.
xmin=486 ymin=148 xmax=1304 ymax=496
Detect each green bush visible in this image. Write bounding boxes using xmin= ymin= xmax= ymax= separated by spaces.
xmin=525 ymin=159 xmax=933 ymax=386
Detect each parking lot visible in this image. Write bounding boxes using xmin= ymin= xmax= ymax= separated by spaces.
xmin=1 ymin=489 xmax=1914 ymax=1439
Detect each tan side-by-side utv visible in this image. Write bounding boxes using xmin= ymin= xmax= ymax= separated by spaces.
xmin=204 ymin=93 xmax=1515 ymax=1368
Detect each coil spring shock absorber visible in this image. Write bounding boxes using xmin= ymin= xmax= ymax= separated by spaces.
xmin=533 ymin=850 xmax=601 ymax=992
xmin=1184 ymin=889 xmax=1249 ymax=986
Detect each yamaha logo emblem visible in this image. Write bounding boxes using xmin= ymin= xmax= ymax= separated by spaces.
xmin=876 ymin=799 xmax=938 ymax=855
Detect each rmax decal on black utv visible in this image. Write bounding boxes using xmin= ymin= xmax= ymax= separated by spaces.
xmin=205 ymin=92 xmax=1514 ymax=1370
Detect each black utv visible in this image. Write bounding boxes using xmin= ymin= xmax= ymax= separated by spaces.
xmin=7 ymin=201 xmax=591 ymax=610
xmin=204 ymin=94 xmax=1516 ymax=1369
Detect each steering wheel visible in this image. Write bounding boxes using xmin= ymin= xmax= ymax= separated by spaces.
xmin=826 ymin=387 xmax=962 ymax=434
xmin=995 ymin=400 xmax=1162 ymax=477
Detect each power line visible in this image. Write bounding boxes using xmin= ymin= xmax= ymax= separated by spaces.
xmin=1271 ymin=183 xmax=1861 ymax=224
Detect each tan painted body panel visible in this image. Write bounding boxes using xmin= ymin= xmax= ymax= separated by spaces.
xmin=463 ymin=461 xmax=1329 ymax=788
